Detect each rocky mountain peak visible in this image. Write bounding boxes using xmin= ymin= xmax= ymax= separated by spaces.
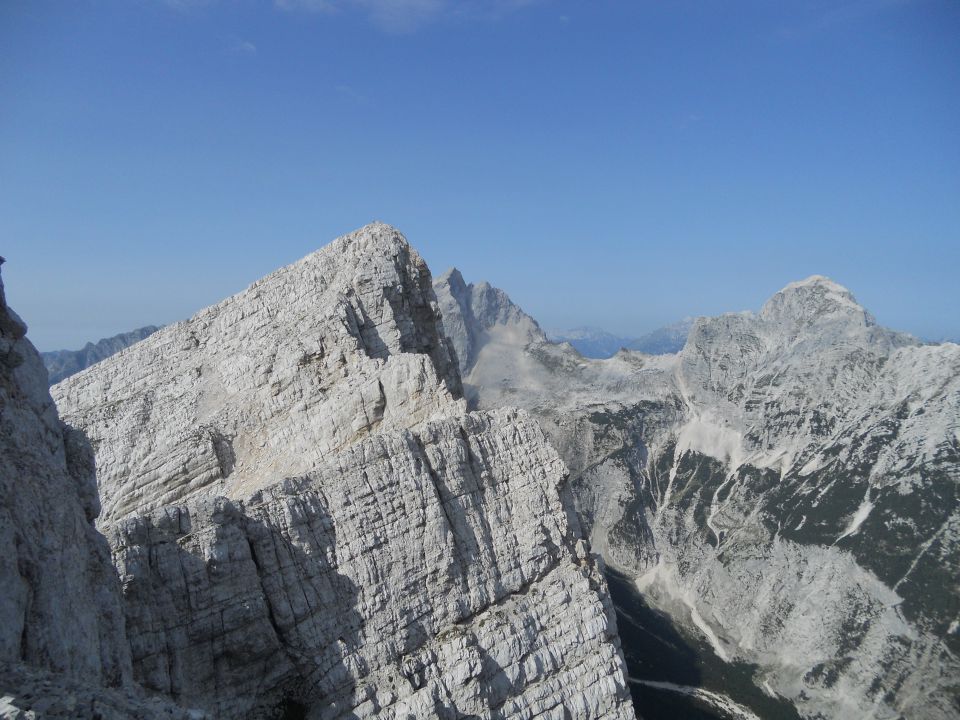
xmin=46 ymin=226 xmax=635 ymax=719
xmin=437 ymin=266 xmax=467 ymax=291
xmin=443 ymin=266 xmax=959 ymax=720
xmin=434 ymin=269 xmax=547 ymax=375
xmin=759 ymin=274 xmax=874 ymax=329
xmin=53 ymin=222 xmax=467 ymax=520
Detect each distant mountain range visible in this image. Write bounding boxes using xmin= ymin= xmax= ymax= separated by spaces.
xmin=549 ymin=320 xmax=693 ymax=358
xmin=42 ymin=326 xmax=160 ymax=385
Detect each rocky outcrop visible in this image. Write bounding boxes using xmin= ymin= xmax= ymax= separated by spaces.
xmin=53 ymin=225 xmax=635 ymax=719
xmin=447 ymin=271 xmax=960 ymax=719
xmin=43 ymin=326 xmax=161 ymax=386
xmin=108 ymin=411 xmax=629 ymax=718
xmin=0 ymin=260 xmax=131 ymax=687
xmin=0 ymin=261 xmax=205 ymax=719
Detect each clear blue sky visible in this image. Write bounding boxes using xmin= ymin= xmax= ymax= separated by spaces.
xmin=2 ymin=0 xmax=958 ymax=350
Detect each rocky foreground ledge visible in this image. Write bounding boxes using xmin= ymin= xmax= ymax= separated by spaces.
xmin=0 ymin=225 xmax=635 ymax=719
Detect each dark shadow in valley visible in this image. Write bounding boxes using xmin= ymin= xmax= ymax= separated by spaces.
xmin=606 ymin=568 xmax=802 ymax=720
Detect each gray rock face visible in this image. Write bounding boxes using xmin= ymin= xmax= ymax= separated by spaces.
xmin=0 ymin=264 xmax=205 ymax=718
xmin=434 ymin=268 xmax=546 ymax=375
xmin=0 ymin=263 xmax=131 ymax=687
xmin=56 ymin=225 xmax=464 ymax=524
xmin=110 ymin=411 xmax=629 ymax=719
xmin=53 ymin=225 xmax=634 ymax=719
xmin=0 ymin=662 xmax=203 ymax=720
xmin=445 ymin=272 xmax=960 ymax=719
xmin=42 ymin=326 xmax=161 ymax=386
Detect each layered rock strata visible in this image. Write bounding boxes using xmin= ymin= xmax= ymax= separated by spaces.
xmin=53 ymin=225 xmax=635 ymax=719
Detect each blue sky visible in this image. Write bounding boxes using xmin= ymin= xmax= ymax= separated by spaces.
xmin=2 ymin=0 xmax=958 ymax=350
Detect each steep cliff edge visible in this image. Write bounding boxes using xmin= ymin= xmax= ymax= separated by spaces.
xmin=0 ymin=259 xmax=131 ymax=687
xmin=0 ymin=260 xmax=203 ymax=719
xmin=442 ymin=271 xmax=960 ymax=720
xmin=53 ymin=224 xmax=635 ymax=719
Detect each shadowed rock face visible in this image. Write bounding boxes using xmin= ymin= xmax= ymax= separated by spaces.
xmin=53 ymin=224 xmax=636 ymax=720
xmin=440 ymin=271 xmax=960 ymax=720
xmin=0 ymin=262 xmax=205 ymax=718
xmin=0 ymin=262 xmax=131 ymax=687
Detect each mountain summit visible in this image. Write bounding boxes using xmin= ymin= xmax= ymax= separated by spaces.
xmin=47 ymin=224 xmax=635 ymax=719
xmin=759 ymin=274 xmax=876 ymax=328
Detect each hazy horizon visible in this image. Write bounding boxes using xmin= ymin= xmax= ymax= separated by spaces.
xmin=21 ymin=250 xmax=959 ymax=352
xmin=3 ymin=0 xmax=958 ymax=350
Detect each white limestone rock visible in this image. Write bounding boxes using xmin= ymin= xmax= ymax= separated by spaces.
xmin=447 ymin=271 xmax=960 ymax=719
xmin=55 ymin=223 xmax=464 ymax=522
xmin=0 ymin=263 xmax=210 ymax=719
xmin=54 ymin=225 xmax=635 ymax=720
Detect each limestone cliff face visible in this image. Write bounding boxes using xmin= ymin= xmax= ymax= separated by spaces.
xmin=443 ymin=271 xmax=960 ymax=720
xmin=0 ymin=262 xmax=204 ymax=719
xmin=53 ymin=225 xmax=635 ymax=719
xmin=0 ymin=262 xmax=130 ymax=687
xmin=55 ymin=225 xmax=463 ymax=524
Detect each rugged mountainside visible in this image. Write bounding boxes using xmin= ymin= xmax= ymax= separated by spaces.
xmin=434 ymin=268 xmax=546 ymax=376
xmin=0 ymin=261 xmax=131 ymax=687
xmin=0 ymin=261 xmax=201 ymax=718
xmin=42 ymin=326 xmax=160 ymax=386
xmin=548 ymin=321 xmax=692 ymax=359
xmin=52 ymin=225 xmax=635 ymax=719
xmin=438 ymin=271 xmax=960 ymax=720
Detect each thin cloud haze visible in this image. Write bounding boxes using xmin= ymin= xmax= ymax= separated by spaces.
xmin=275 ymin=0 xmax=542 ymax=32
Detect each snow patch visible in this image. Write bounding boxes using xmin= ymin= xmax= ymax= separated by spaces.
xmin=835 ymin=492 xmax=874 ymax=543
xmin=629 ymin=678 xmax=763 ymax=720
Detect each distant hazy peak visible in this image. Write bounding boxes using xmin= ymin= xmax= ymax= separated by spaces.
xmin=437 ymin=266 xmax=467 ymax=288
xmin=550 ymin=321 xmax=693 ymax=358
xmin=43 ymin=325 xmax=162 ymax=386
xmin=433 ymin=268 xmax=545 ymax=374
